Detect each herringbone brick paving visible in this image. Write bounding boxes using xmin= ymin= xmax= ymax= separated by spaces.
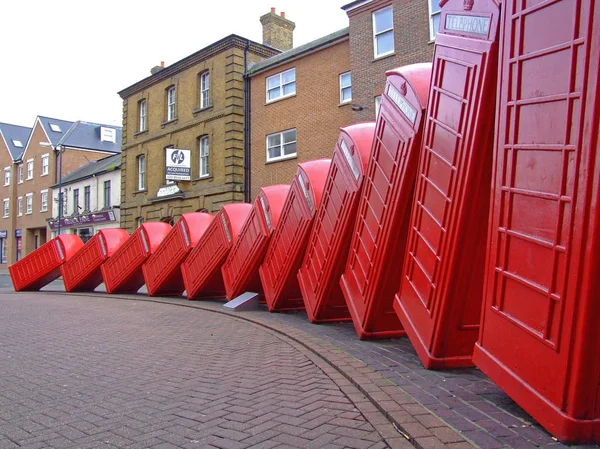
xmin=0 ymin=293 xmax=402 ymax=449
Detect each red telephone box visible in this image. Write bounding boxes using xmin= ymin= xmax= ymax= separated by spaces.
xmin=221 ymin=185 xmax=290 ymax=301
xmin=260 ymin=159 xmax=331 ymax=312
xmin=298 ymin=124 xmax=375 ymax=323
xmin=393 ymin=0 xmax=500 ymax=369
xmin=101 ymin=222 xmax=172 ymax=294
xmin=143 ymin=213 xmax=213 ymax=297
xmin=61 ymin=229 xmax=129 ymax=292
xmin=472 ymin=0 xmax=600 ymax=443
xmin=182 ymin=203 xmax=253 ymax=299
xmin=9 ymin=235 xmax=83 ymax=291
xmin=340 ymin=63 xmax=431 ymax=340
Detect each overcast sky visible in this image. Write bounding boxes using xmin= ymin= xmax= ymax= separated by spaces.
xmin=0 ymin=1 xmax=349 ymax=129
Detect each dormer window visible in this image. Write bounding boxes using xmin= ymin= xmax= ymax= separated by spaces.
xmin=49 ymin=123 xmax=62 ymax=132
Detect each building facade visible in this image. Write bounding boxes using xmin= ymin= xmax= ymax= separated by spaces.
xmin=0 ymin=117 xmax=121 ymax=266
xmin=247 ymin=29 xmax=352 ymax=199
xmin=117 ymin=33 xmax=280 ymax=232
xmin=342 ymin=0 xmax=437 ymax=122
xmin=50 ymin=154 xmax=121 ymax=243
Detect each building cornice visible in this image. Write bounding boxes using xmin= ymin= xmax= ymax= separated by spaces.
xmin=118 ymin=35 xmax=279 ymax=99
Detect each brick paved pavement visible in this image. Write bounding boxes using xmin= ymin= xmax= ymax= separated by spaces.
xmin=0 ymin=292 xmax=405 ymax=449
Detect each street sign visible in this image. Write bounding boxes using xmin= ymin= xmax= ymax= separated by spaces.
xmin=165 ymin=148 xmax=191 ymax=181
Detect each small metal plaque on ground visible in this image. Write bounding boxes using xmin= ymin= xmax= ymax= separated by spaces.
xmin=223 ymin=292 xmax=259 ymax=311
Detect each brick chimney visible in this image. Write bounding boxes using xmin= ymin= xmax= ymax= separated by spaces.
xmin=150 ymin=61 xmax=165 ymax=75
xmin=260 ymin=7 xmax=295 ymax=51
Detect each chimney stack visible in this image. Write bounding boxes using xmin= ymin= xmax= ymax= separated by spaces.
xmin=151 ymin=61 xmax=166 ymax=75
xmin=260 ymin=7 xmax=295 ymax=51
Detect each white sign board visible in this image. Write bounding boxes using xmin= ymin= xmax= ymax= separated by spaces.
xmin=165 ymin=148 xmax=191 ymax=181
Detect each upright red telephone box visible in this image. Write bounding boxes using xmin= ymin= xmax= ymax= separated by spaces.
xmin=143 ymin=213 xmax=213 ymax=297
xmin=473 ymin=0 xmax=600 ymax=444
xmin=182 ymin=203 xmax=252 ymax=299
xmin=298 ymin=124 xmax=375 ymax=323
xmin=221 ymin=185 xmax=290 ymax=301
xmin=102 ymin=222 xmax=172 ymax=294
xmin=260 ymin=159 xmax=331 ymax=312
xmin=394 ymin=0 xmax=500 ymax=369
xmin=340 ymin=63 xmax=431 ymax=340
xmin=9 ymin=235 xmax=83 ymax=291
xmin=61 ymin=229 xmax=130 ymax=292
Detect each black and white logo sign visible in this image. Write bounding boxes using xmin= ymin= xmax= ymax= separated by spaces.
xmin=165 ymin=148 xmax=191 ymax=181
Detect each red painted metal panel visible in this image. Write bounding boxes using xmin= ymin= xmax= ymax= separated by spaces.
xmin=260 ymin=160 xmax=332 ymax=312
xmin=61 ymin=229 xmax=129 ymax=292
xmin=143 ymin=213 xmax=213 ymax=297
xmin=222 ymin=185 xmax=290 ymax=301
xmin=101 ymin=222 xmax=172 ymax=294
xmin=298 ymin=124 xmax=375 ymax=322
xmin=9 ymin=235 xmax=83 ymax=291
xmin=394 ymin=0 xmax=501 ymax=369
xmin=182 ymin=203 xmax=252 ymax=299
xmin=472 ymin=0 xmax=600 ymax=443
xmin=340 ymin=63 xmax=432 ymax=340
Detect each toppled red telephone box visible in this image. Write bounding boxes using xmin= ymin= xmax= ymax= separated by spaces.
xmin=9 ymin=235 xmax=84 ymax=291
xmin=298 ymin=123 xmax=375 ymax=323
xmin=394 ymin=0 xmax=501 ymax=369
xmin=260 ymin=159 xmax=331 ymax=312
xmin=221 ymin=185 xmax=290 ymax=301
xmin=61 ymin=229 xmax=130 ymax=292
xmin=340 ymin=63 xmax=432 ymax=340
xmin=143 ymin=213 xmax=213 ymax=297
xmin=101 ymin=222 xmax=172 ymax=294
xmin=473 ymin=0 xmax=600 ymax=444
xmin=182 ymin=203 xmax=253 ymax=299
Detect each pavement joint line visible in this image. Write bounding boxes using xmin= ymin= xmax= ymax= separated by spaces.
xmin=29 ymin=289 xmax=475 ymax=449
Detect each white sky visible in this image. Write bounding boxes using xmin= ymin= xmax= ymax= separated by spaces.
xmin=0 ymin=0 xmax=350 ymax=128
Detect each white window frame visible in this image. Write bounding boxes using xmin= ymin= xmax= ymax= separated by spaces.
xmin=41 ymin=190 xmax=48 ymax=212
xmin=2 ymin=199 xmax=8 ymax=218
xmin=199 ymin=136 xmax=210 ymax=178
xmin=339 ymin=72 xmax=352 ymax=104
xmin=266 ymin=129 xmax=297 ymax=163
xmin=428 ymin=0 xmax=442 ymax=41
xmin=26 ymin=159 xmax=33 ymax=180
xmin=167 ymin=86 xmax=176 ymax=121
xmin=3 ymin=167 xmax=10 ymax=186
xmin=138 ymin=154 xmax=146 ymax=190
xmin=18 ymin=164 xmax=23 ymax=183
xmin=200 ymin=72 xmax=210 ymax=109
xmin=41 ymin=153 xmax=49 ymax=176
xmin=373 ymin=6 xmax=394 ymax=58
xmin=139 ymin=99 xmax=147 ymax=132
xmin=266 ymin=68 xmax=296 ymax=103
xmin=17 ymin=196 xmax=23 ymax=216
xmin=25 ymin=193 xmax=33 ymax=215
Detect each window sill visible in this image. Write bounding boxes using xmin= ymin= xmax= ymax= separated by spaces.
xmin=373 ymin=52 xmax=396 ymax=62
xmin=41 ymin=173 xmax=48 ymax=177
xmin=265 ymin=154 xmax=298 ymax=165
xmin=2 ymin=216 xmax=8 ymax=219
xmin=339 ymin=102 xmax=352 ymax=107
xmin=193 ymin=105 xmax=213 ymax=116
xmin=161 ymin=118 xmax=178 ymax=128
xmin=25 ymin=212 xmax=32 ymax=215
xmin=134 ymin=130 xmax=148 ymax=137
xmin=192 ymin=175 xmax=212 ymax=182
xmin=3 ymin=184 xmax=8 ymax=187
xmin=265 ymin=93 xmax=296 ymax=106
xmin=133 ymin=189 xmax=147 ymax=195
xmin=26 ymin=177 xmax=33 ymax=181
xmin=40 ymin=210 xmax=48 ymax=213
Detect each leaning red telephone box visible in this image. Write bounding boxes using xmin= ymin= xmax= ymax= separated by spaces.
xmin=101 ymin=222 xmax=172 ymax=294
xmin=472 ymin=0 xmax=600 ymax=443
xmin=143 ymin=213 xmax=213 ymax=297
xmin=222 ymin=185 xmax=290 ymax=301
xmin=298 ymin=124 xmax=375 ymax=323
xmin=9 ymin=235 xmax=83 ymax=291
xmin=182 ymin=203 xmax=253 ymax=299
xmin=260 ymin=159 xmax=331 ymax=312
xmin=61 ymin=229 xmax=130 ymax=292
xmin=340 ymin=63 xmax=431 ymax=340
xmin=393 ymin=0 xmax=500 ymax=369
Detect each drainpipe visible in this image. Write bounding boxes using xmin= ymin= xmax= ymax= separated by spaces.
xmin=243 ymin=40 xmax=251 ymax=203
